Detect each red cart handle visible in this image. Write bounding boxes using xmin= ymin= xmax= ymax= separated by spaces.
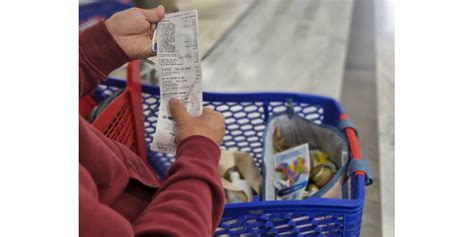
xmin=340 ymin=114 xmax=373 ymax=185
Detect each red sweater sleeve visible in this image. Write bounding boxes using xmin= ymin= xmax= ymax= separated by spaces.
xmin=79 ymin=21 xmax=130 ymax=97
xmin=133 ymin=136 xmax=225 ymax=236
xmin=80 ymin=134 xmax=225 ymax=237
xmin=79 ymin=21 xmax=225 ymax=237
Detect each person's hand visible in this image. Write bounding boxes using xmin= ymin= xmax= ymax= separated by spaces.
xmin=169 ymin=98 xmax=225 ymax=146
xmin=105 ymin=6 xmax=165 ymax=60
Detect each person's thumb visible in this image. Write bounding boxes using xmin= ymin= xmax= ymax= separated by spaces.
xmin=138 ymin=5 xmax=165 ymax=23
xmin=169 ymin=98 xmax=190 ymax=123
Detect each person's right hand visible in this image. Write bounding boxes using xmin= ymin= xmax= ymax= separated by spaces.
xmin=169 ymin=98 xmax=225 ymax=146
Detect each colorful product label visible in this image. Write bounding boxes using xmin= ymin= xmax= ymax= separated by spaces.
xmin=273 ymin=143 xmax=310 ymax=200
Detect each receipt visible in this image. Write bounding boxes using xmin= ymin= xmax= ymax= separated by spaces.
xmin=151 ymin=10 xmax=203 ymax=154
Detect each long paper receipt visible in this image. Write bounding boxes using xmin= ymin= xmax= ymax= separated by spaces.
xmin=151 ymin=10 xmax=203 ymax=154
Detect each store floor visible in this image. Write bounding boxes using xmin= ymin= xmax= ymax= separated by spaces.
xmin=200 ymin=0 xmax=353 ymax=99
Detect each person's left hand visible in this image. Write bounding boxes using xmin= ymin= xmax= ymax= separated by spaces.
xmin=105 ymin=6 xmax=165 ymax=60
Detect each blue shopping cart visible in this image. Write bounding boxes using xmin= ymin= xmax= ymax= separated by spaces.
xmin=79 ymin=2 xmax=133 ymax=30
xmin=81 ymin=61 xmax=372 ymax=236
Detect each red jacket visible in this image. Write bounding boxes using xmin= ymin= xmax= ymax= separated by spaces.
xmin=79 ymin=21 xmax=224 ymax=237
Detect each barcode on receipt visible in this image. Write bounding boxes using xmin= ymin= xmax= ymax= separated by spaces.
xmin=159 ymin=22 xmax=176 ymax=53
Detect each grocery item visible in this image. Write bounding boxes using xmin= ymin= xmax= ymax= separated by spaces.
xmin=225 ymin=171 xmax=253 ymax=203
xmin=310 ymin=149 xmax=337 ymax=171
xmin=273 ymin=143 xmax=310 ymax=200
xmin=263 ymin=114 xmax=351 ymax=200
xmin=310 ymin=164 xmax=335 ymax=188
xmin=302 ymin=183 xmax=319 ymax=199
xmin=219 ymin=150 xmax=262 ymax=195
xmin=272 ymin=127 xmax=287 ymax=153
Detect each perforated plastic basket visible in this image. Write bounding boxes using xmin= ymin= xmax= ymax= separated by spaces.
xmin=79 ymin=2 xmax=132 ymax=20
xmin=93 ymin=77 xmax=367 ymax=237
xmin=79 ymin=2 xmax=133 ymax=30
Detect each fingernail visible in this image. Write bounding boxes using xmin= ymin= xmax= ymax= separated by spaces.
xmin=157 ymin=5 xmax=165 ymax=16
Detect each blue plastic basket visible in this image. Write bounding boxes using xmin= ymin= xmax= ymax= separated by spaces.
xmin=96 ymin=78 xmax=366 ymax=237
xmin=79 ymin=2 xmax=133 ymax=28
